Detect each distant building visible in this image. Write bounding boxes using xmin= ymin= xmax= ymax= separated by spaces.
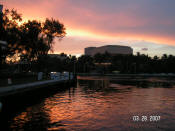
xmin=0 ymin=40 xmax=7 ymax=50
xmin=0 ymin=5 xmax=3 ymax=13
xmin=0 ymin=5 xmax=3 ymax=26
xmin=48 ymin=54 xmax=67 ymax=60
xmin=0 ymin=4 xmax=3 ymax=33
xmin=0 ymin=5 xmax=7 ymax=65
xmin=85 ymin=45 xmax=133 ymax=56
xmin=0 ymin=40 xmax=7 ymax=65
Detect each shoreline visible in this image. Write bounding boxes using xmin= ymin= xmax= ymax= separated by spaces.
xmin=0 ymin=79 xmax=75 ymax=98
xmin=77 ymin=73 xmax=175 ymax=77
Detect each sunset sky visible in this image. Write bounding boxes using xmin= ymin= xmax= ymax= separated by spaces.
xmin=2 ymin=0 xmax=175 ymax=57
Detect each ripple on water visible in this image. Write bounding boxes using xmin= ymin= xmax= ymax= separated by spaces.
xmin=3 ymin=77 xmax=175 ymax=131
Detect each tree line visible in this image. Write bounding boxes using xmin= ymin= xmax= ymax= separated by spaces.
xmin=18 ymin=52 xmax=175 ymax=74
xmin=77 ymin=52 xmax=175 ymax=74
xmin=0 ymin=8 xmax=66 ymax=69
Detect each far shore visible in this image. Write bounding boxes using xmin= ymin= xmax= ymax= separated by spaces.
xmin=77 ymin=73 xmax=175 ymax=77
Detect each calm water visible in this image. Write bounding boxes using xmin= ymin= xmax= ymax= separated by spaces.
xmin=1 ymin=76 xmax=175 ymax=131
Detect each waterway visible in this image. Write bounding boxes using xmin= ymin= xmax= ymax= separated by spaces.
xmin=1 ymin=76 xmax=175 ymax=131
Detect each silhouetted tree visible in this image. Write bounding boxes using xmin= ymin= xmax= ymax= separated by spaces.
xmin=0 ymin=8 xmax=66 ymax=73
xmin=0 ymin=9 xmax=22 ymax=57
xmin=1 ymin=8 xmax=66 ymax=63
xmin=20 ymin=19 xmax=66 ymax=61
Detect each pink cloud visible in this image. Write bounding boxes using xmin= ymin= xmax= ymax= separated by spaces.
xmin=3 ymin=0 xmax=175 ymax=56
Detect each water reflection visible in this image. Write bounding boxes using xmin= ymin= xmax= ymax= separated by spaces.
xmin=10 ymin=103 xmax=50 ymax=131
xmin=2 ymin=76 xmax=175 ymax=131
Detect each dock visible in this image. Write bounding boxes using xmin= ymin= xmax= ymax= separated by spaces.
xmin=0 ymin=79 xmax=73 ymax=97
xmin=0 ymin=72 xmax=75 ymax=98
xmin=0 ymin=77 xmax=75 ymax=112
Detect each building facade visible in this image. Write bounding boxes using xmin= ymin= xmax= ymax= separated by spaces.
xmin=85 ymin=45 xmax=133 ymax=56
xmin=0 ymin=5 xmax=3 ymax=28
xmin=0 ymin=5 xmax=6 ymax=66
xmin=0 ymin=5 xmax=3 ymax=13
xmin=48 ymin=54 xmax=67 ymax=60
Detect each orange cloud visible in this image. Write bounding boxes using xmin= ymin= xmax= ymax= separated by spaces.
xmin=3 ymin=0 xmax=175 ymax=56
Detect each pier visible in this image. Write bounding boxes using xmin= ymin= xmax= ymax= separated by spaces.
xmin=0 ymin=73 xmax=76 ymax=112
xmin=0 ymin=79 xmax=73 ymax=98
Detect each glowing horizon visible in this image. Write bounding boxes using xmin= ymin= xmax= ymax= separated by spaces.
xmin=2 ymin=0 xmax=175 ymax=56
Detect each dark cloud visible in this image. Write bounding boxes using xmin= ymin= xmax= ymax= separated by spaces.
xmin=4 ymin=0 xmax=175 ymax=55
xmin=5 ymin=0 xmax=175 ymax=41
xmin=50 ymin=0 xmax=175 ymax=43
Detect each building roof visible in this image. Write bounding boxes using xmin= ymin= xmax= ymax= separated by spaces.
xmin=85 ymin=45 xmax=133 ymax=56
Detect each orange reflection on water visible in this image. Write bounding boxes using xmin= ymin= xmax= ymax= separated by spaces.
xmin=9 ymin=76 xmax=175 ymax=130
xmin=42 ymin=80 xmax=134 ymax=130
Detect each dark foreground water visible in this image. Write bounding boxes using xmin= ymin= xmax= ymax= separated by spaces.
xmin=1 ymin=76 xmax=175 ymax=131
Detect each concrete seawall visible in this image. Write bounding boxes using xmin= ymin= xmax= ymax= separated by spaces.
xmin=0 ymin=79 xmax=74 ymax=98
xmin=0 ymin=78 xmax=76 ymax=113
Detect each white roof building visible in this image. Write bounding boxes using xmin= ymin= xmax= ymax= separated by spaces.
xmin=85 ymin=45 xmax=133 ymax=56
